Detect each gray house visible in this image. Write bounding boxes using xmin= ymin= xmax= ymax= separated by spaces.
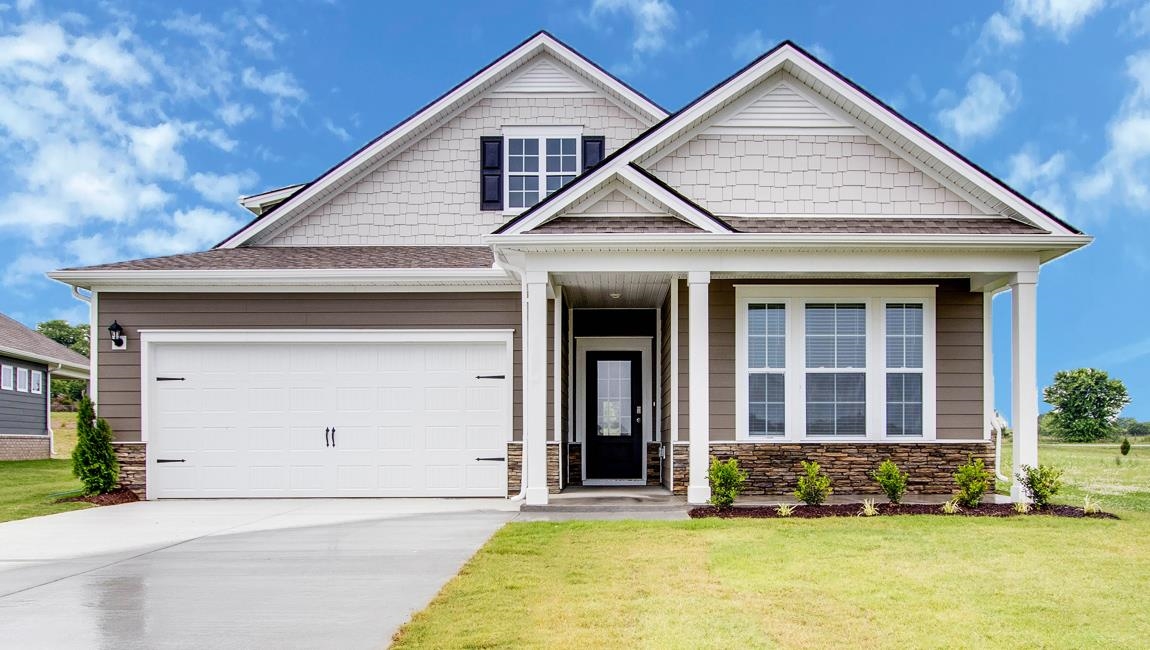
xmin=50 ymin=34 xmax=1088 ymax=503
xmin=0 ymin=314 xmax=89 ymax=460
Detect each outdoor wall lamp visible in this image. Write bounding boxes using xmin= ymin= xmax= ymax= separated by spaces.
xmin=108 ymin=320 xmax=127 ymax=351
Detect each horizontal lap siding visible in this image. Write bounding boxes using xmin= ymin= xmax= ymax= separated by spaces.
xmin=97 ymin=292 xmax=521 ymax=442
xmin=0 ymin=355 xmax=47 ymax=435
xmin=705 ymin=279 xmax=983 ymax=442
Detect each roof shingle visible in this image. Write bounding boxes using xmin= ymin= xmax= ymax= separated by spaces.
xmin=0 ymin=313 xmax=89 ymax=368
xmin=529 ymin=216 xmax=704 ymax=234
xmin=723 ymin=217 xmax=1045 ymax=235
xmin=62 ymin=246 xmax=495 ymax=272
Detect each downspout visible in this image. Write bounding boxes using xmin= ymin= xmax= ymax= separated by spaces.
xmin=47 ymin=363 xmax=61 ymax=457
xmin=993 ymin=411 xmax=1010 ymax=483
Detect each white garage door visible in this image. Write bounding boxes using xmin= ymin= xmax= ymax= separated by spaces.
xmin=146 ymin=333 xmax=511 ymax=498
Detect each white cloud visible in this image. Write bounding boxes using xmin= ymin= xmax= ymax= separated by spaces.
xmin=189 ymin=170 xmax=259 ymax=205
xmin=936 ymin=71 xmax=1020 ymax=142
xmin=590 ymin=0 xmax=677 ymax=55
xmin=2 ymin=252 xmax=62 ymax=288
xmin=217 ymin=102 xmax=256 ymax=126
xmin=241 ymin=67 xmax=305 ymax=100
xmin=64 ymin=233 xmax=121 ymax=267
xmin=978 ymin=0 xmax=1106 ymax=52
xmin=128 ymin=122 xmax=187 ymax=179
xmin=808 ymin=43 xmax=833 ymax=64
xmin=1129 ymin=2 xmax=1150 ymax=37
xmin=1006 ymin=148 xmax=1070 ymax=218
xmin=730 ymin=29 xmax=767 ymax=62
xmin=129 ymin=207 xmax=244 ymax=257
xmin=323 ymin=118 xmax=350 ymax=142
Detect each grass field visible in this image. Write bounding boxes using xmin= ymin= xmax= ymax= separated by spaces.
xmin=395 ymin=438 xmax=1150 ymax=648
xmin=0 ymin=459 xmax=89 ymax=523
xmin=51 ymin=411 xmax=78 ymax=458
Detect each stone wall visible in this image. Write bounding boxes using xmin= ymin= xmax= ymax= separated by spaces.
xmin=0 ymin=435 xmax=50 ymax=460
xmin=506 ymin=441 xmax=561 ymax=496
xmin=113 ymin=442 xmax=147 ymax=498
xmin=672 ymin=443 xmax=689 ymax=492
xmin=566 ymin=443 xmax=582 ymax=487
xmin=647 ymin=442 xmax=662 ymax=486
xmin=670 ymin=441 xmax=994 ymax=496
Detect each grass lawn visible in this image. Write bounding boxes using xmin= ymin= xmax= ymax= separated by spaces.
xmin=0 ymin=459 xmax=89 ymax=523
xmin=51 ymin=410 xmax=78 ymax=458
xmin=395 ymin=439 xmax=1150 ymax=648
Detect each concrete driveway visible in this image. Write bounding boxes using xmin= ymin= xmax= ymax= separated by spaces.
xmin=0 ymin=499 xmax=518 ymax=649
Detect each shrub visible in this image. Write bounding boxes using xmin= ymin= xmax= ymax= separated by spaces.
xmin=858 ymin=498 xmax=879 ymax=517
xmin=871 ymin=459 xmax=908 ymax=504
xmin=72 ymin=397 xmax=119 ymax=495
xmin=941 ymin=499 xmax=962 ymax=514
xmin=794 ymin=460 xmax=833 ymax=505
xmin=1120 ymin=437 xmax=1131 ymax=456
xmin=1082 ymin=495 xmax=1103 ymax=514
xmin=775 ymin=503 xmax=795 ymax=517
xmin=1013 ymin=501 xmax=1030 ymax=515
xmin=953 ymin=455 xmax=992 ymax=508
xmin=708 ymin=457 xmax=748 ymax=508
xmin=1016 ymin=464 xmax=1063 ymax=508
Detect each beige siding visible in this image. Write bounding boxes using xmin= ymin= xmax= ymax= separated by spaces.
xmin=96 ymin=292 xmax=522 ymax=443
xmin=649 ymin=134 xmax=982 ymax=216
xmin=690 ymin=279 xmax=983 ymax=442
xmin=261 ymin=93 xmax=649 ymax=247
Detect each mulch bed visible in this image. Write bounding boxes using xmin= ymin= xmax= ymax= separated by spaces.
xmin=57 ymin=488 xmax=140 ymax=507
xmin=689 ymin=502 xmax=1118 ymax=519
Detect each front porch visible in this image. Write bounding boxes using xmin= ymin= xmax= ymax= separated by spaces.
xmin=505 ymin=260 xmax=1041 ymax=506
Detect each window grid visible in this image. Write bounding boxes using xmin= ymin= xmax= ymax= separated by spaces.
xmin=805 ymin=303 xmax=867 ymax=436
xmin=596 ymin=360 xmax=632 ymax=437
xmin=0 ymin=365 xmax=11 ymax=391
xmin=507 ymin=136 xmax=578 ymax=209
xmin=15 ymin=367 xmax=28 ymax=393
xmin=885 ymin=303 xmax=925 ymax=436
xmin=747 ymin=303 xmax=786 ymax=436
xmin=31 ymin=370 xmax=43 ymax=395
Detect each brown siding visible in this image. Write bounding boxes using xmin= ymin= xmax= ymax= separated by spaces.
xmin=97 ymin=292 xmax=522 ymax=442
xmin=704 ymin=279 xmax=984 ymax=441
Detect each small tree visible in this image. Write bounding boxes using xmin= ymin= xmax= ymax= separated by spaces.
xmin=1042 ymin=368 xmax=1131 ymax=443
xmin=1016 ymin=464 xmax=1063 ymax=508
xmin=954 ymin=455 xmax=992 ymax=508
xmin=794 ymin=460 xmax=833 ymax=505
xmin=871 ymin=459 xmax=909 ymax=504
xmin=708 ymin=458 xmax=748 ymax=508
xmin=72 ymin=397 xmax=119 ymax=494
xmin=1121 ymin=437 xmax=1131 ymax=456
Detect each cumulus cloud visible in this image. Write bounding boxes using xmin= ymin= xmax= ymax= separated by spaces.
xmin=936 ymin=71 xmax=1020 ymax=142
xmin=587 ymin=0 xmax=677 ymax=74
xmin=323 ymin=118 xmax=351 ymax=142
xmin=979 ymin=0 xmax=1106 ymax=52
xmin=189 ymin=171 xmax=259 ymax=205
xmin=130 ymin=207 xmax=244 ymax=257
xmin=1006 ymin=148 xmax=1070 ymax=218
xmin=730 ymin=29 xmax=768 ymax=62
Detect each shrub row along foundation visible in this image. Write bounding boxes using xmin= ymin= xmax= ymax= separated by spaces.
xmin=671 ymin=442 xmax=995 ymax=495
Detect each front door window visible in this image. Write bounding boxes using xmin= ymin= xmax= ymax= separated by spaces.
xmin=596 ymin=359 xmax=632 ymax=437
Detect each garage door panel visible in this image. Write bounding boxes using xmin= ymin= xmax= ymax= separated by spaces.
xmin=149 ymin=337 xmax=509 ymax=499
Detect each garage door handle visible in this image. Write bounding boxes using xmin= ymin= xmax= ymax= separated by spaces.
xmin=156 ymin=377 xmax=185 ymax=382
xmin=325 ymin=427 xmax=330 ymax=447
xmin=475 ymin=457 xmax=505 ymax=462
xmin=475 ymin=375 xmax=505 ymax=379
xmin=156 ymin=458 xmax=185 ymax=463
xmin=331 ymin=427 xmax=336 ymax=447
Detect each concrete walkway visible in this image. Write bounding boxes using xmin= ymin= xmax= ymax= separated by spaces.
xmin=0 ymin=499 xmax=518 ymax=649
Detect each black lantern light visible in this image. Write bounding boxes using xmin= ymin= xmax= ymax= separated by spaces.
xmin=108 ymin=320 xmax=126 ymax=350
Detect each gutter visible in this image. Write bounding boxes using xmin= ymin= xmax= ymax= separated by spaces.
xmin=47 ymin=267 xmax=518 ymax=291
xmin=485 ymin=232 xmax=1093 ymax=250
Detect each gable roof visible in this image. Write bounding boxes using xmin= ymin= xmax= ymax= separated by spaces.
xmin=0 ymin=313 xmax=89 ymax=377
xmin=494 ymin=40 xmax=1085 ymax=238
xmin=217 ymin=31 xmax=668 ymax=249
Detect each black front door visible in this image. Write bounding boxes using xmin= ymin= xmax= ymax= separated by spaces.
xmin=585 ymin=351 xmax=644 ymax=480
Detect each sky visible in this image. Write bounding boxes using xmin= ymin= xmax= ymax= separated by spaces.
xmin=0 ymin=0 xmax=1147 ymax=421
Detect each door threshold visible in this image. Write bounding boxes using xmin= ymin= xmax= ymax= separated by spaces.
xmin=582 ymin=479 xmax=646 ymax=487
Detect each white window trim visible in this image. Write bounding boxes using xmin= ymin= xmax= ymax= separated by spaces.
xmin=735 ymin=285 xmax=936 ymax=442
xmin=31 ymin=370 xmax=43 ymax=395
xmin=16 ymin=367 xmax=29 ymax=393
xmin=501 ymin=126 xmax=583 ymax=214
xmin=1 ymin=364 xmax=12 ymax=391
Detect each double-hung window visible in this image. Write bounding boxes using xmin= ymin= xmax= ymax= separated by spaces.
xmin=31 ymin=370 xmax=43 ymax=395
xmin=0 ymin=365 xmax=11 ymax=391
xmin=15 ymin=367 xmax=28 ymax=393
xmin=503 ymin=128 xmax=582 ymax=209
xmin=736 ymin=286 xmax=935 ymax=441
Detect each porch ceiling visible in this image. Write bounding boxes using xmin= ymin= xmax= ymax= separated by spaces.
xmin=555 ymin=272 xmax=674 ymax=308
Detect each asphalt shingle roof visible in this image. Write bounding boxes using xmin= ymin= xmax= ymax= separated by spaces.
xmin=0 ymin=313 xmax=89 ymax=368
xmin=62 ymin=246 xmax=495 ymax=272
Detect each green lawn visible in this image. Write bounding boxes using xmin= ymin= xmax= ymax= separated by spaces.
xmin=395 ymin=439 xmax=1150 ymax=648
xmin=0 ymin=459 xmax=90 ymax=523
xmin=51 ymin=410 xmax=78 ymax=459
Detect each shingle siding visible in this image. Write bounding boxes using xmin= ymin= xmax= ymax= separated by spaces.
xmin=649 ymin=134 xmax=984 ymax=216
xmin=260 ymin=95 xmax=649 ymax=246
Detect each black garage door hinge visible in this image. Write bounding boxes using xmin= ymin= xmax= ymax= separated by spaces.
xmin=156 ymin=377 xmax=186 ymax=382
xmin=475 ymin=374 xmax=505 ymax=379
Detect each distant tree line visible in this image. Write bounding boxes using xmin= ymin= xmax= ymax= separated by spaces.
xmin=35 ymin=319 xmax=89 ymax=410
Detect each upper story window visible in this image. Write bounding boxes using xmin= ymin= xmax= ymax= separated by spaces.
xmin=480 ymin=128 xmax=605 ymax=212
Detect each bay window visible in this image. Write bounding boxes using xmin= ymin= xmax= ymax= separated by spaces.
xmin=735 ymin=286 xmax=935 ymax=441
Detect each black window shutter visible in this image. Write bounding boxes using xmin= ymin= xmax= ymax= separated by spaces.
xmin=582 ymin=136 xmax=606 ymax=171
xmin=480 ymin=136 xmax=503 ymax=211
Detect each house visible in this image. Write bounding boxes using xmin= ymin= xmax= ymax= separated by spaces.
xmin=0 ymin=313 xmax=89 ymax=460
xmin=49 ymin=33 xmax=1089 ymax=504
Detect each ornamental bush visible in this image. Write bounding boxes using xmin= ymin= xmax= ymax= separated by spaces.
xmin=953 ymin=455 xmax=992 ymax=508
xmin=1016 ymin=464 xmax=1063 ymax=508
xmin=72 ymin=397 xmax=119 ymax=495
xmin=794 ymin=460 xmax=833 ymax=505
xmin=871 ymin=459 xmax=909 ymax=504
xmin=1121 ymin=437 xmax=1131 ymax=456
xmin=708 ymin=458 xmax=747 ymax=508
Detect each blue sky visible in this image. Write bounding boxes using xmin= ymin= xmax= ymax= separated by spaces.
xmin=0 ymin=0 xmax=1147 ymax=421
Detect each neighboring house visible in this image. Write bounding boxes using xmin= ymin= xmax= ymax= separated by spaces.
xmin=49 ymin=33 xmax=1089 ymax=504
xmin=0 ymin=314 xmax=89 ymax=460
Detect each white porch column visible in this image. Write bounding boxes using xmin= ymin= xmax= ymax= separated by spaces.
xmin=687 ymin=271 xmax=711 ymax=504
xmin=1010 ymin=271 xmax=1039 ymax=501
xmin=524 ymin=272 xmax=550 ymax=505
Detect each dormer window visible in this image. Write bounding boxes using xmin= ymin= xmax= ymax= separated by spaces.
xmin=479 ymin=128 xmax=605 ymax=212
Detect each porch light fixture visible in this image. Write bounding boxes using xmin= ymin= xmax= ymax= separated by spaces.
xmin=609 ymin=293 xmax=622 ymax=299
xmin=108 ymin=320 xmax=127 ymax=351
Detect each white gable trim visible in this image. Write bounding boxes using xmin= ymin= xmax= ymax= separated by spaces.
xmin=500 ymin=166 xmax=729 ymax=235
xmin=523 ymin=43 xmax=1079 ymax=237
xmin=492 ymin=57 xmax=596 ymax=95
xmin=218 ymin=32 xmax=667 ymax=249
xmin=561 ymin=181 xmax=670 ymax=218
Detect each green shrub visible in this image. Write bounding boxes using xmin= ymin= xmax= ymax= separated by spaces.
xmin=1013 ymin=501 xmax=1030 ymax=515
xmin=953 ymin=455 xmax=992 ymax=508
xmin=72 ymin=397 xmax=119 ymax=495
xmin=941 ymin=499 xmax=962 ymax=514
xmin=858 ymin=498 xmax=879 ymax=517
xmin=1082 ymin=495 xmax=1103 ymax=514
xmin=871 ymin=459 xmax=909 ymax=504
xmin=708 ymin=457 xmax=747 ymax=508
xmin=794 ymin=460 xmax=833 ymax=505
xmin=1016 ymin=464 xmax=1063 ymax=508
xmin=1120 ymin=437 xmax=1131 ymax=456
xmin=775 ymin=503 xmax=795 ymax=517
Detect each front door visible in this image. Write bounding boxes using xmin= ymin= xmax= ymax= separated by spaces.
xmin=585 ymin=351 xmax=644 ymax=480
